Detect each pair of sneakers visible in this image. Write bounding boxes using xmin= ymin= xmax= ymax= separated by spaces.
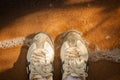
xmin=27 ymin=31 xmax=88 ymax=80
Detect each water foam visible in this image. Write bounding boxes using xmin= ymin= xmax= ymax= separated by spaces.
xmin=89 ymin=48 xmax=120 ymax=63
xmin=0 ymin=37 xmax=120 ymax=63
xmin=0 ymin=37 xmax=32 ymax=48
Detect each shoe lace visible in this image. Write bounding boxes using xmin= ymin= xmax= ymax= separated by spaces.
xmin=29 ymin=49 xmax=53 ymax=80
xmin=62 ymin=47 xmax=88 ymax=80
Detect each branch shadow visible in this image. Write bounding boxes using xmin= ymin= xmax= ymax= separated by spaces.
xmin=83 ymin=16 xmax=110 ymax=36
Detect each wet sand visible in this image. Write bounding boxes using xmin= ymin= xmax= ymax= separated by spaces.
xmin=0 ymin=0 xmax=120 ymax=80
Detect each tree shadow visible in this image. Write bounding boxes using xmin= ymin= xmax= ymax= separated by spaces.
xmin=0 ymin=0 xmax=120 ymax=29
xmin=0 ymin=0 xmax=64 ymax=29
xmin=62 ymin=0 xmax=120 ymax=13
xmin=88 ymin=60 xmax=120 ymax=80
xmin=0 ymin=33 xmax=35 ymax=80
xmin=54 ymin=32 xmax=66 ymax=80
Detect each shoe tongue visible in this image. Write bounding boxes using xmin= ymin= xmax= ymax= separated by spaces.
xmin=69 ymin=38 xmax=77 ymax=47
xmin=35 ymin=40 xmax=44 ymax=48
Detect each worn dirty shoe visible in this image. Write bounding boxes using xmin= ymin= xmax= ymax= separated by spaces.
xmin=27 ymin=32 xmax=54 ymax=80
xmin=61 ymin=31 xmax=88 ymax=80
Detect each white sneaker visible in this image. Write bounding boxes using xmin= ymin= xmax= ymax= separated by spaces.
xmin=27 ymin=32 xmax=54 ymax=80
xmin=61 ymin=31 xmax=88 ymax=80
